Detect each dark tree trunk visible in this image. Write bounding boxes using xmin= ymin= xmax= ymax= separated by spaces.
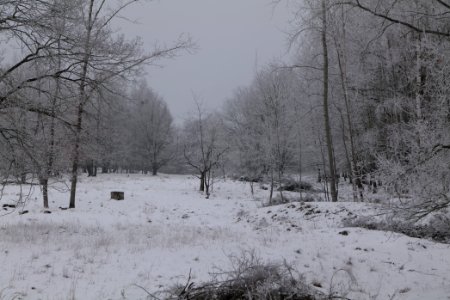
xmin=40 ymin=178 xmax=49 ymax=209
xmin=20 ymin=173 xmax=27 ymax=184
xmin=93 ymin=161 xmax=97 ymax=176
xmin=334 ymin=5 xmax=358 ymax=202
xmin=269 ymin=169 xmax=274 ymax=205
xmin=87 ymin=160 xmax=94 ymax=177
xmin=322 ymin=0 xmax=338 ymax=202
xmin=41 ymin=35 xmax=61 ymax=209
xmin=69 ymin=101 xmax=84 ymax=209
xmin=69 ymin=0 xmax=94 ymax=209
xmin=102 ymin=162 xmax=109 ymax=174
xmin=200 ymin=171 xmax=205 ymax=192
xmin=205 ymin=168 xmax=212 ymax=199
xmin=278 ymin=169 xmax=284 ymax=203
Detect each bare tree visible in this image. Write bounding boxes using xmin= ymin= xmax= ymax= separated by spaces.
xmin=183 ymin=102 xmax=227 ymax=198
xmin=224 ymin=87 xmax=267 ymax=196
xmin=129 ymin=81 xmax=175 ymax=175
xmin=346 ymin=0 xmax=450 ymax=38
xmin=224 ymin=64 xmax=300 ymax=204
xmin=254 ymin=66 xmax=298 ymax=204
xmin=320 ymin=0 xmax=339 ymax=202
xmin=0 ymin=0 xmax=78 ymax=208
xmin=64 ymin=0 xmax=191 ymax=208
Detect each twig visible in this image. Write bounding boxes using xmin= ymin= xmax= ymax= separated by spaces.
xmin=133 ymin=284 xmax=161 ymax=300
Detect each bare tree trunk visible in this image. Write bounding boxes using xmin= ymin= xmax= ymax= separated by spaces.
xmin=319 ymin=136 xmax=330 ymax=202
xmin=278 ymin=169 xmax=284 ymax=203
xmin=269 ymin=169 xmax=274 ymax=205
xmin=415 ymin=35 xmax=423 ymax=148
xmin=339 ymin=111 xmax=352 ymax=175
xmin=322 ymin=0 xmax=338 ymax=202
xmin=334 ymin=8 xmax=358 ymax=201
xmin=338 ymin=106 xmax=358 ymax=201
xmin=42 ymin=38 xmax=61 ymax=209
xmin=69 ymin=0 xmax=94 ymax=209
xmin=200 ymin=171 xmax=205 ymax=192
xmin=205 ymin=168 xmax=212 ymax=199
xmin=41 ymin=178 xmax=49 ymax=209
xmin=310 ymin=101 xmax=329 ymax=201
xmin=43 ymin=109 xmax=56 ymax=208
xmin=297 ymin=133 xmax=303 ymax=201
xmin=69 ymin=101 xmax=84 ymax=208
xmin=152 ymin=152 xmax=158 ymax=175
xmin=102 ymin=161 xmax=109 ymax=173
xmin=87 ymin=159 xmax=94 ymax=176
xmin=42 ymin=110 xmax=56 ymax=208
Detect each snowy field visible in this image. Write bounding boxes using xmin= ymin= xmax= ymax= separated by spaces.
xmin=1 ymin=174 xmax=450 ymax=300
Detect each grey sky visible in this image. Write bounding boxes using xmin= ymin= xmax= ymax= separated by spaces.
xmin=121 ymin=0 xmax=292 ymax=122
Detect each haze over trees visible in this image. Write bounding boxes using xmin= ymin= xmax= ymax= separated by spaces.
xmin=128 ymin=81 xmax=176 ymax=176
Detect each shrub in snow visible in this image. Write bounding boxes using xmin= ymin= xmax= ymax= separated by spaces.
xmin=278 ymin=180 xmax=313 ymax=192
xmin=163 ymin=251 xmax=326 ymax=300
xmin=267 ymin=194 xmax=290 ymax=206
xmin=344 ymin=214 xmax=450 ymax=243
xmin=262 ymin=192 xmax=323 ymax=207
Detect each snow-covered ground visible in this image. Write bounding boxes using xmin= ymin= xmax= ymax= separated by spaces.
xmin=0 ymin=174 xmax=449 ymax=299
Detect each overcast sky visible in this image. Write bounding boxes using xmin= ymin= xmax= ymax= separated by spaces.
xmin=120 ymin=0 xmax=292 ymax=123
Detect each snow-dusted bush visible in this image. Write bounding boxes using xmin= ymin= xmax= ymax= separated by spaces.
xmin=278 ymin=180 xmax=313 ymax=192
xmin=265 ymin=194 xmax=291 ymax=206
xmin=262 ymin=192 xmax=324 ymax=207
xmin=164 ymin=251 xmax=325 ymax=300
xmin=344 ymin=214 xmax=450 ymax=243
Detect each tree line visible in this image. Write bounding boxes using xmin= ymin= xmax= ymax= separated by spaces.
xmin=1 ymin=0 xmax=450 ymax=219
xmin=0 ymin=0 xmax=190 ymax=208
xmin=195 ymin=0 xmax=450 ymax=217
